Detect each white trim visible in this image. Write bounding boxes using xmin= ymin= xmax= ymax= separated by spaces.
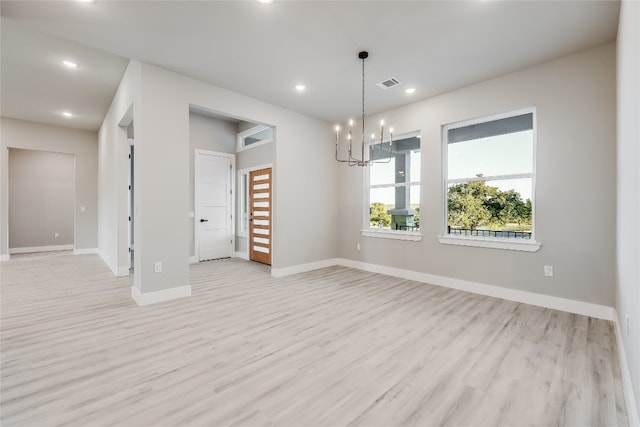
xmin=131 ymin=285 xmax=192 ymax=306
xmin=339 ymin=259 xmax=614 ymax=320
xmin=614 ymin=309 xmax=640 ymax=427
xmin=98 ymin=249 xmax=118 ymax=276
xmin=362 ymin=229 xmax=423 ymax=241
xmin=98 ymin=249 xmax=127 ymax=277
xmin=271 ymin=257 xmax=614 ymax=321
xmin=0 ymin=254 xmax=10 ymax=262
xmin=271 ymin=258 xmax=341 ymax=278
xmin=73 ymin=248 xmax=99 ymax=255
xmin=338 ymin=258 xmax=612 ymax=320
xmin=364 ymin=130 xmax=422 ymax=233
xmin=438 ymin=235 xmax=541 ymax=252
xmin=237 ymin=163 xmax=274 ymax=175
xmin=189 ymin=256 xmax=199 ymax=264
xmin=9 ymin=244 xmax=74 ymax=254
xmin=442 ymin=106 xmax=538 ymax=243
xmin=236 ymin=125 xmax=273 ymax=152
xmin=447 ymin=172 xmax=533 ymax=184
xmin=194 ymin=149 xmax=235 ymax=262
xmin=237 ymin=163 xmax=274 ymax=239
xmin=233 ymin=251 xmax=249 ymax=260
xmin=370 ymin=181 xmax=420 ymax=189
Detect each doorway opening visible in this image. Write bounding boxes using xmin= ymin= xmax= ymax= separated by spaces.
xmin=7 ymin=148 xmax=75 ymax=254
xmin=188 ymin=105 xmax=275 ymax=266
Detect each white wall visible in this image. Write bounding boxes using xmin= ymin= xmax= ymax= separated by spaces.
xmin=338 ymin=43 xmax=616 ymax=307
xmin=616 ymin=0 xmax=640 ymax=422
xmin=8 ymin=148 xmax=75 ymax=249
xmin=100 ymin=60 xmax=337 ymax=297
xmin=98 ymin=61 xmax=140 ymax=276
xmin=1 ymin=117 xmax=98 ymax=256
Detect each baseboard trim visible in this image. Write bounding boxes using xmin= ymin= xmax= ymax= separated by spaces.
xmin=273 ymin=258 xmax=614 ymax=321
xmin=189 ymin=256 xmax=199 ymax=264
xmin=131 ymin=285 xmax=192 ymax=306
xmin=97 ymin=249 xmax=118 ymax=277
xmin=0 ymin=254 xmax=10 ymax=262
xmin=337 ymin=259 xmax=614 ymax=320
xmin=116 ymin=267 xmax=129 ymax=277
xmin=73 ymin=248 xmax=99 ymax=255
xmin=271 ymin=258 xmax=342 ymax=278
xmin=233 ymin=251 xmax=249 ymax=261
xmin=614 ymin=309 xmax=640 ymax=427
xmin=9 ymin=244 xmax=74 ymax=254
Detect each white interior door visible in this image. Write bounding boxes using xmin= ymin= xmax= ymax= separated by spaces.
xmin=196 ymin=151 xmax=233 ymax=261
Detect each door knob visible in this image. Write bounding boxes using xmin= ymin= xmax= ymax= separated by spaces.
xmin=200 ymin=219 xmax=208 ymax=222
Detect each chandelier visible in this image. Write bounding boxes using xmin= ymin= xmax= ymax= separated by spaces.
xmin=334 ymin=51 xmax=393 ymax=166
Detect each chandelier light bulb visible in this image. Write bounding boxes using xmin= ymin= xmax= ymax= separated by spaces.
xmin=349 ymin=119 xmax=354 ymax=127
xmin=380 ymin=120 xmax=384 ymax=126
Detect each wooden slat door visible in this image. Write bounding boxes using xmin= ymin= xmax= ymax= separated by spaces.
xmin=249 ymin=168 xmax=272 ymax=265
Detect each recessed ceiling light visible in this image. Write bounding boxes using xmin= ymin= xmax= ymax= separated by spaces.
xmin=62 ymin=111 xmax=73 ymax=118
xmin=78 ymin=0 xmax=96 ymax=3
xmin=258 ymin=0 xmax=274 ymax=3
xmin=405 ymin=88 xmax=416 ymax=94
xmin=61 ymin=59 xmax=79 ymax=69
xmin=295 ymin=84 xmax=306 ymax=92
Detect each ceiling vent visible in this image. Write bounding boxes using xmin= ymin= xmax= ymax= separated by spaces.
xmin=377 ymin=78 xmax=401 ymax=90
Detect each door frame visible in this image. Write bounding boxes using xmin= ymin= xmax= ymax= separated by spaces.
xmin=236 ymin=163 xmax=273 ymax=261
xmin=194 ymin=149 xmax=235 ymax=263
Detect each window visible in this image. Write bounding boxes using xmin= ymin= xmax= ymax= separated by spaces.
xmin=237 ymin=172 xmax=249 ymax=237
xmin=364 ymin=131 xmax=421 ymax=240
xmin=237 ymin=125 xmax=273 ymax=152
xmin=441 ymin=108 xmax=539 ymax=251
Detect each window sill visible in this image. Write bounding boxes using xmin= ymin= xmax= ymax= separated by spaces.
xmin=437 ymin=235 xmax=540 ymax=252
xmin=362 ymin=229 xmax=423 ymax=241
xmin=236 ymin=139 xmax=272 ymax=153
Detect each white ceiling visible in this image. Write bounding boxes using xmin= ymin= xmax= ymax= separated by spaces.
xmin=1 ymin=1 xmax=620 ymax=131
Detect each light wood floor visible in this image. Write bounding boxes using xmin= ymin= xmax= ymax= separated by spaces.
xmin=1 ymin=252 xmax=628 ymax=426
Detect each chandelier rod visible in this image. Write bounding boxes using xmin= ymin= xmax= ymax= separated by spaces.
xmin=360 ymin=51 xmax=365 ymax=163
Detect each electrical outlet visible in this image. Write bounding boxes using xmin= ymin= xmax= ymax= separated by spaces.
xmin=357 ymin=243 xmax=361 ymax=251
xmin=544 ymin=265 xmax=553 ymax=277
xmin=154 ymin=262 xmax=162 ymax=273
xmin=54 ymin=232 xmax=60 ymax=238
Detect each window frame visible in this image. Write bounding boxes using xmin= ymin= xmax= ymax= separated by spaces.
xmin=237 ymin=125 xmax=273 ymax=152
xmin=439 ymin=107 xmax=540 ymax=252
xmin=362 ymin=130 xmax=423 ymax=241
